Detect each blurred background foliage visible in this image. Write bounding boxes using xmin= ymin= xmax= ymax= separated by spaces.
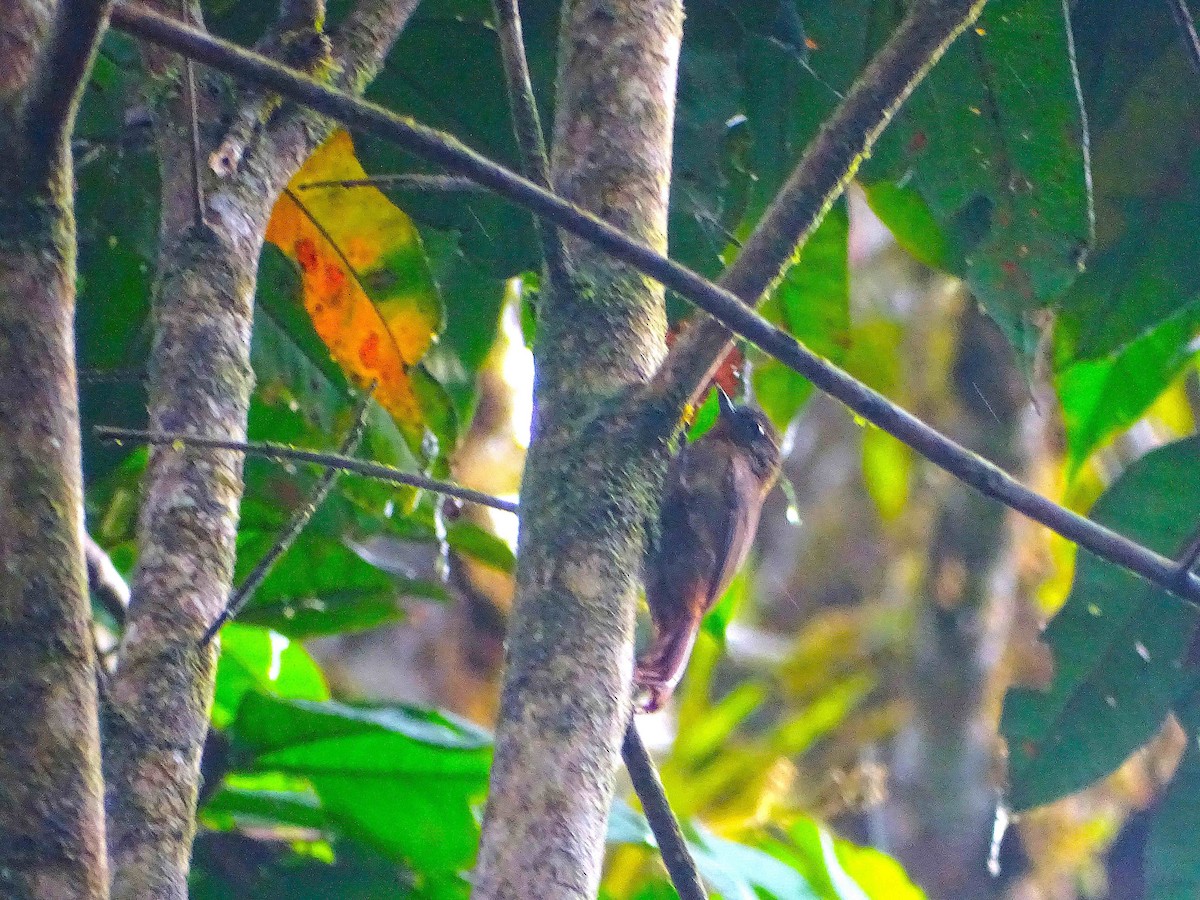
xmin=79 ymin=0 xmax=1200 ymax=897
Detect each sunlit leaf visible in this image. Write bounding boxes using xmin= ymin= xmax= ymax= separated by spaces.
xmin=212 ymin=624 xmax=329 ymax=728
xmin=1056 ymin=308 xmax=1200 ymax=476
xmin=232 ymin=695 xmax=491 ymax=876
xmin=266 ymin=131 xmax=447 ymax=449
xmin=751 ymin=200 xmax=851 ymax=432
xmin=772 ymin=818 xmax=926 ymax=900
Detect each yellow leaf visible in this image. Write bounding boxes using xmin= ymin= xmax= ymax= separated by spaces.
xmin=266 ymin=131 xmax=442 ymax=436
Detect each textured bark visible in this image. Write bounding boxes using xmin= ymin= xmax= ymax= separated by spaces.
xmin=473 ymin=2 xmax=682 ymax=897
xmin=101 ymin=3 xmax=421 ymax=896
xmin=0 ymin=2 xmax=113 ymax=897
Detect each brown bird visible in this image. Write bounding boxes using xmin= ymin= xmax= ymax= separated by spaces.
xmin=635 ymin=390 xmax=782 ymax=712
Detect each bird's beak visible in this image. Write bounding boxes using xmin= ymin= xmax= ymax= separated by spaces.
xmin=716 ymin=387 xmax=736 ymax=420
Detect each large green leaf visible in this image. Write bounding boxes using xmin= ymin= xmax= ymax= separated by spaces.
xmin=1055 ymin=0 xmax=1200 ymax=363
xmin=232 ymin=694 xmax=492 ymax=876
xmin=355 ymin=2 xmax=551 ymax=275
xmin=867 ymin=0 xmax=1092 ymax=359
xmin=1000 ymin=437 xmax=1200 ymax=811
xmin=765 ymin=818 xmax=926 ymax=900
xmin=212 ymin=624 xmax=330 ymax=727
xmin=751 ymin=200 xmax=851 ymax=431
xmin=1056 ymin=307 xmax=1200 ymax=475
xmin=688 ymin=825 xmax=821 ymax=900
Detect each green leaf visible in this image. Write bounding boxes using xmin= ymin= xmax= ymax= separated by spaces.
xmin=1055 ymin=0 xmax=1200 ymax=355
xmin=422 ymin=229 xmax=509 ymax=421
xmin=689 ymin=825 xmax=821 ymax=900
xmin=1000 ymin=437 xmax=1200 ymax=811
xmin=201 ymin=783 xmax=326 ymax=832
xmin=357 ymin=3 xmax=550 ymax=275
xmin=606 ymin=799 xmax=656 ymax=849
xmin=1145 ymin=688 xmax=1200 ymax=900
xmin=751 ymin=200 xmax=851 ymax=432
xmin=862 ymin=181 xmax=956 ymax=271
xmin=232 ymin=695 xmax=492 ymax=874
xmin=861 ymin=427 xmax=914 ymax=523
xmin=233 ymin=480 xmax=415 ymax=639
xmin=77 ymin=35 xmax=157 ymax=482
xmin=212 ymin=624 xmax=329 ymax=728
xmin=1056 ymin=308 xmax=1200 ymax=475
xmin=867 ymin=0 xmax=1093 ymax=360
xmin=770 ymin=818 xmax=926 ymax=900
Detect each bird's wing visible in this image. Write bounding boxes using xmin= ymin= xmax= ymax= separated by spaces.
xmin=701 ymin=455 xmax=763 ymax=613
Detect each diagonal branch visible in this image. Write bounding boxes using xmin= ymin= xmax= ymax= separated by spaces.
xmin=490 ymin=0 xmax=567 ymax=283
xmin=1169 ymin=0 xmax=1200 ymax=77
xmin=200 ymin=385 xmax=374 ymax=644
xmin=623 ymin=722 xmax=708 ymax=900
xmin=107 ymin=0 xmax=1200 ymax=609
xmin=651 ymin=0 xmax=987 ymax=413
xmin=20 ymin=0 xmax=114 ymax=180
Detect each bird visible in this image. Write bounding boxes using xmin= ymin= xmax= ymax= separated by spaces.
xmin=635 ymin=389 xmax=782 ymax=712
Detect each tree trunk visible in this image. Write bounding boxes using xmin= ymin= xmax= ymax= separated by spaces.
xmin=0 ymin=2 xmax=113 ymax=896
xmin=101 ymin=3 xmax=421 ymax=895
xmin=473 ymin=2 xmax=682 ymax=897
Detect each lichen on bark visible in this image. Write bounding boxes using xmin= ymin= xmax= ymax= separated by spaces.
xmin=473 ymin=2 xmax=683 ymax=897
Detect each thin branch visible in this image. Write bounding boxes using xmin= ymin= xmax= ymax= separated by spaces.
xmin=96 ymin=425 xmax=519 ymax=513
xmin=106 ymin=1 xmax=1200 ymax=609
xmin=299 ymin=173 xmax=485 ymax=191
xmin=21 ymin=0 xmax=114 ymax=177
xmin=490 ymin=0 xmax=568 ymax=283
xmin=200 ymin=386 xmax=374 ymax=645
xmin=622 ymin=722 xmax=708 ymax=900
xmin=652 ymin=0 xmax=988 ymax=413
xmin=181 ymin=0 xmax=206 ymax=226
xmin=85 ymin=533 xmax=131 ymax=626
xmin=1169 ymin=0 xmax=1200 ymax=76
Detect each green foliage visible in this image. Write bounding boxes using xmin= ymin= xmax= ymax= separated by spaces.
xmin=1001 ymin=437 xmax=1200 ymax=811
xmin=751 ymin=201 xmax=851 ymax=432
xmin=868 ymin=0 xmax=1093 ymax=359
xmin=78 ymin=0 xmax=1200 ymax=896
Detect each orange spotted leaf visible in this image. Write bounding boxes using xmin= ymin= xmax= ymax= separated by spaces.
xmin=266 ymin=131 xmax=443 ymax=438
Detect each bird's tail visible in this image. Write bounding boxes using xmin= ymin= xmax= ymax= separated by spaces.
xmin=633 ymin=612 xmax=702 ymax=713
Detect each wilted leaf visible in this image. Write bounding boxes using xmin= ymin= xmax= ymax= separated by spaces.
xmin=266 ymin=131 xmax=446 ymax=448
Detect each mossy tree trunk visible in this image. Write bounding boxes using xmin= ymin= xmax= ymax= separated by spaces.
xmin=473 ymin=2 xmax=683 ymax=898
xmin=0 ymin=1 xmax=114 ymax=897
xmin=99 ymin=3 xmax=422 ymax=895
